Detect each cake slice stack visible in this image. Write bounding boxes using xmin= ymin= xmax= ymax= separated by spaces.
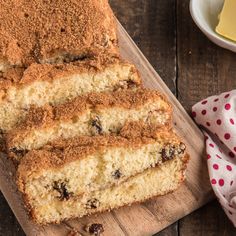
xmin=13 ymin=99 xmax=188 ymax=224
xmin=0 ymin=0 xmax=189 ymax=226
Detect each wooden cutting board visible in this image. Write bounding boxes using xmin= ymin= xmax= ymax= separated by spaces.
xmin=0 ymin=22 xmax=214 ymax=236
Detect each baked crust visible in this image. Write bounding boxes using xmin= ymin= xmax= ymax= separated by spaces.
xmin=0 ymin=0 xmax=118 ymax=68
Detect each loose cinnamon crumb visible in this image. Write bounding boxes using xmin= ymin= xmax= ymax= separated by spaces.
xmin=84 ymin=223 xmax=104 ymax=235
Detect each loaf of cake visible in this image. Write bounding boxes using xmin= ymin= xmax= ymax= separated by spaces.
xmin=17 ymin=151 xmax=188 ymax=224
xmin=1 ymin=0 xmax=190 ymax=228
xmin=0 ymin=0 xmax=118 ymax=70
xmin=0 ymin=59 xmax=141 ymax=131
xmin=6 ymin=89 xmax=172 ymax=156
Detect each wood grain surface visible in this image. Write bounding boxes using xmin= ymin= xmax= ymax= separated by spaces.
xmin=1 ymin=0 xmax=236 ymax=235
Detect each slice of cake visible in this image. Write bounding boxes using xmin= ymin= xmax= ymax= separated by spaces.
xmin=17 ymin=129 xmax=186 ymax=195
xmin=6 ymin=89 xmax=172 ymax=155
xmin=17 ymin=153 xmax=189 ymax=224
xmin=0 ymin=58 xmax=141 ymax=131
xmin=18 ymin=129 xmax=186 ymax=223
xmin=0 ymin=0 xmax=118 ymax=69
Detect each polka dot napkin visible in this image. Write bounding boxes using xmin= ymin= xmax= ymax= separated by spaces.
xmin=192 ymin=90 xmax=236 ymax=226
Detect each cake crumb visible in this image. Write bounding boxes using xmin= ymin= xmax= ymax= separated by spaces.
xmin=84 ymin=223 xmax=104 ymax=236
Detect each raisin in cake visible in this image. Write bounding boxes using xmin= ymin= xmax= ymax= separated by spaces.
xmin=0 ymin=0 xmax=117 ymax=70
xmin=6 ymin=89 xmax=172 ymax=155
xmin=17 ymin=147 xmax=188 ymax=224
xmin=0 ymin=58 xmax=141 ymax=131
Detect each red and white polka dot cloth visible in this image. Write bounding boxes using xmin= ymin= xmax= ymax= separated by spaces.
xmin=192 ymin=90 xmax=236 ymax=226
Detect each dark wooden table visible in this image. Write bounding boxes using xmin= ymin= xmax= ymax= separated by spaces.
xmin=1 ymin=1 xmax=236 ymax=235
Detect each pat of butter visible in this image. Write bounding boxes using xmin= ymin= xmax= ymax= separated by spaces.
xmin=216 ymin=0 xmax=236 ymax=42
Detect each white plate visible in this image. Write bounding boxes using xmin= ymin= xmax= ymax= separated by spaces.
xmin=190 ymin=0 xmax=236 ymax=52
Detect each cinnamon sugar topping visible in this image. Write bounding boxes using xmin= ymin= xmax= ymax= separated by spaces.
xmin=0 ymin=0 xmax=118 ymax=67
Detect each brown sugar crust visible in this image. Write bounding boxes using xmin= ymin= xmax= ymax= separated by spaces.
xmin=0 ymin=57 xmax=134 ymax=91
xmin=17 ymin=127 xmax=183 ymax=185
xmin=0 ymin=0 xmax=118 ymax=67
xmin=6 ymin=89 xmax=172 ymax=146
xmin=119 ymin=121 xmax=171 ymax=139
xmin=0 ymin=67 xmax=25 ymax=92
